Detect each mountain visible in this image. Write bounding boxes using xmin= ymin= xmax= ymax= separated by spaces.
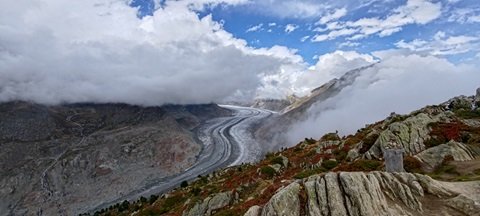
xmin=250 ymin=98 xmax=293 ymax=112
xmin=91 ymin=87 xmax=480 ymax=216
xmin=255 ymin=64 xmax=375 ymax=151
xmin=0 ymin=102 xmax=230 ymax=215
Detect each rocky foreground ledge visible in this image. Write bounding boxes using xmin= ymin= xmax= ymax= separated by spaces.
xmin=258 ymin=171 xmax=479 ymax=216
xmin=182 ymin=171 xmax=480 ymax=216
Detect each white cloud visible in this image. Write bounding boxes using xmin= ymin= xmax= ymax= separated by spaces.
xmin=395 ymin=32 xmax=480 ymax=55
xmin=316 ymin=8 xmax=347 ymax=25
xmin=285 ymin=24 xmax=299 ymax=33
xmin=268 ymin=22 xmax=277 ymax=27
xmin=246 ymin=23 xmax=263 ymax=32
xmin=300 ymin=36 xmax=311 ymax=42
xmin=312 ymin=0 xmax=442 ymax=42
xmin=287 ymin=51 xmax=480 ymax=143
xmin=447 ymin=7 xmax=480 ymax=23
xmin=292 ymin=51 xmax=377 ymax=95
xmin=312 ymin=28 xmax=358 ymax=42
xmin=0 ymin=0 xmax=302 ymax=105
xmin=339 ymin=41 xmax=360 ymax=48
xmin=249 ymin=0 xmax=327 ymax=19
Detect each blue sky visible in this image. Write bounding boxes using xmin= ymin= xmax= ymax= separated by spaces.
xmin=130 ymin=0 xmax=480 ymax=65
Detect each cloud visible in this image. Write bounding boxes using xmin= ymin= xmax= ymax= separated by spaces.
xmin=294 ymin=51 xmax=377 ymax=92
xmin=316 ymin=8 xmax=347 ymax=25
xmin=246 ymin=23 xmax=263 ymax=32
xmin=312 ymin=0 xmax=442 ymax=42
xmin=339 ymin=41 xmax=360 ymax=48
xmin=247 ymin=0 xmax=327 ymax=19
xmin=447 ymin=7 xmax=480 ymax=23
xmin=312 ymin=28 xmax=358 ymax=42
xmin=286 ymin=51 xmax=480 ymax=143
xmin=300 ymin=36 xmax=311 ymax=42
xmin=395 ymin=31 xmax=480 ymax=55
xmin=0 ymin=0 xmax=301 ymax=106
xmin=285 ymin=24 xmax=299 ymax=33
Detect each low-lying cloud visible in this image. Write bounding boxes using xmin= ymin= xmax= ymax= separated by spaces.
xmin=286 ymin=50 xmax=480 ymax=143
xmin=0 ymin=0 xmax=300 ymax=106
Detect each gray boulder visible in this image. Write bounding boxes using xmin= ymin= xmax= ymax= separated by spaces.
xmin=365 ymin=113 xmax=437 ymax=159
xmin=304 ymin=172 xmax=479 ymax=216
xmin=183 ymin=191 xmax=233 ymax=216
xmin=261 ymin=182 xmax=301 ymax=216
xmin=244 ymin=205 xmax=262 ymax=216
xmin=415 ymin=141 xmax=480 ymax=168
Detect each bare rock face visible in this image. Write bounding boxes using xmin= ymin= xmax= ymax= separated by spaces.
xmin=261 ymin=182 xmax=301 ymax=216
xmin=244 ymin=205 xmax=262 ymax=216
xmin=0 ymin=102 xmax=230 ymax=216
xmin=415 ymin=141 xmax=480 ymax=168
xmin=251 ymin=99 xmax=291 ymax=112
xmin=304 ymin=172 xmax=479 ymax=216
xmin=365 ymin=113 xmax=439 ymax=159
xmin=183 ymin=191 xmax=233 ymax=216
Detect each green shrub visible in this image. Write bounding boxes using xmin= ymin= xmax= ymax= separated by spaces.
xmin=159 ymin=194 xmax=186 ymax=214
xmin=270 ymin=156 xmax=285 ymax=166
xmin=333 ymin=149 xmax=348 ymax=162
xmin=424 ymin=137 xmax=446 ymax=148
xmin=353 ymin=160 xmax=382 ymax=171
xmin=118 ymin=200 xmax=130 ymax=212
xmin=320 ymin=133 xmax=340 ymax=142
xmin=304 ymin=137 xmax=317 ymax=144
xmin=260 ymin=166 xmax=276 ymax=178
xmin=293 ymin=168 xmax=327 ymax=179
xmin=359 ymin=134 xmax=379 ymax=154
xmin=180 ymin=180 xmax=189 ymax=188
xmin=149 ymin=195 xmax=159 ymax=204
xmin=190 ymin=187 xmax=201 ymax=196
xmin=265 ymin=152 xmax=275 ymax=159
xmin=455 ymin=109 xmax=480 ymax=119
xmin=321 ymin=160 xmax=338 ymax=170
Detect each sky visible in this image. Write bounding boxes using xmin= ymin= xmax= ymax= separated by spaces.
xmin=1 ymin=0 xmax=480 ymax=138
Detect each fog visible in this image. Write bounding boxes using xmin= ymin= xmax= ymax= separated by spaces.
xmin=286 ymin=50 xmax=480 ymax=144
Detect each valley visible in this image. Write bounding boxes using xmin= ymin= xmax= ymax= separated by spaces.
xmin=89 ymin=105 xmax=274 ymax=213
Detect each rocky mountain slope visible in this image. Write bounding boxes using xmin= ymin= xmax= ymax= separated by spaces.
xmin=250 ymin=99 xmax=293 ymax=112
xmin=255 ymin=65 xmax=374 ymax=150
xmin=91 ymin=88 xmax=480 ymax=216
xmin=0 ymin=102 xmax=230 ymax=215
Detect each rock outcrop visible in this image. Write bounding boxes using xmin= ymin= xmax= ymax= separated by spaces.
xmin=261 ymin=182 xmax=301 ymax=216
xmin=251 ymin=99 xmax=291 ymax=112
xmin=244 ymin=205 xmax=262 ymax=216
xmin=303 ymin=172 xmax=479 ymax=216
xmin=415 ymin=141 xmax=480 ymax=168
xmin=365 ymin=113 xmax=438 ymax=159
xmin=183 ymin=191 xmax=234 ymax=216
xmin=224 ymin=171 xmax=480 ymax=216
